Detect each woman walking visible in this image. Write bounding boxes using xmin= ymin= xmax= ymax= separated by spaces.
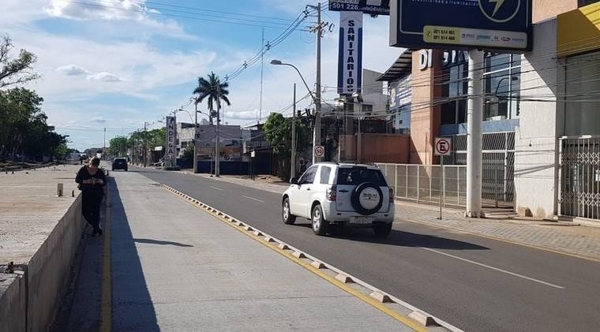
xmin=75 ymin=157 xmax=106 ymax=236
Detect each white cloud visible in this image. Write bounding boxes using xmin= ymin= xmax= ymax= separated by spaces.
xmin=56 ymin=64 xmax=91 ymax=76
xmin=90 ymin=117 xmax=107 ymax=123
xmin=45 ymin=0 xmax=150 ymax=21
xmin=87 ymin=72 xmax=122 ymax=82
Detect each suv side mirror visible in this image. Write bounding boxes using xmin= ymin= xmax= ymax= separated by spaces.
xmin=290 ymin=177 xmax=299 ymax=184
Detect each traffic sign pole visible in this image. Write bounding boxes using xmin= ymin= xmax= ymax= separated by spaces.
xmin=434 ymin=137 xmax=451 ymax=220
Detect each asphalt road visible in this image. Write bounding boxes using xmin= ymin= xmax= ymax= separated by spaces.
xmin=136 ymin=167 xmax=600 ymax=332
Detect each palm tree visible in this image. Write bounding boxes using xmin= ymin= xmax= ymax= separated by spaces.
xmin=192 ymin=72 xmax=231 ymax=125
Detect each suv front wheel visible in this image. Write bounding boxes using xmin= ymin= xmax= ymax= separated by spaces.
xmin=311 ymin=204 xmax=329 ymax=236
xmin=282 ymin=197 xmax=296 ymax=225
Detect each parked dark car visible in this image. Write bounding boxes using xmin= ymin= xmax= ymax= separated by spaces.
xmin=112 ymin=157 xmax=128 ymax=171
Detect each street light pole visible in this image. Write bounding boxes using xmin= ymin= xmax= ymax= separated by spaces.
xmin=270 ymin=59 xmax=319 ymax=165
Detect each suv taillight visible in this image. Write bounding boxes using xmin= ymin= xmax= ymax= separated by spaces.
xmin=327 ymin=185 xmax=337 ymax=201
xmin=389 ymin=187 xmax=394 ymax=203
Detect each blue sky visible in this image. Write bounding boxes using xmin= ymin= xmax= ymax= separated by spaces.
xmin=1 ymin=0 xmax=401 ymax=151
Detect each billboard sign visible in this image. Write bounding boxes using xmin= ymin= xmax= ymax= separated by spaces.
xmin=337 ymin=11 xmax=363 ymax=95
xmin=329 ymin=0 xmax=390 ymax=15
xmin=165 ymin=116 xmax=176 ymax=166
xmin=390 ymin=0 xmax=532 ymax=51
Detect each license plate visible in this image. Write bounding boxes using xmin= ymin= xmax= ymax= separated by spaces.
xmin=350 ymin=216 xmax=373 ymax=224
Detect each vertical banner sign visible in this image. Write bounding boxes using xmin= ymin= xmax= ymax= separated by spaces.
xmin=165 ymin=116 xmax=176 ymax=166
xmin=337 ymin=11 xmax=363 ymax=95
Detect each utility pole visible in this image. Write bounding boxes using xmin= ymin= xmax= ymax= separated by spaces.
xmin=193 ymin=103 xmax=198 ymax=173
xmin=143 ymin=121 xmax=147 ymax=167
xmin=313 ymin=2 xmax=322 ymax=165
xmin=103 ymin=127 xmax=106 ymax=159
xmin=291 ymin=83 xmax=297 ymax=181
xmin=259 ymin=28 xmax=264 ymax=125
xmin=215 ymin=92 xmax=221 ymax=177
xmin=466 ymin=50 xmax=484 ymax=218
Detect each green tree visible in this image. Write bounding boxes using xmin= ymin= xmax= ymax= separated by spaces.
xmin=181 ymin=144 xmax=194 ymax=162
xmin=0 ymin=88 xmax=48 ymax=160
xmin=0 ymin=35 xmax=39 ymax=88
xmin=263 ymin=113 xmax=311 ymax=180
xmin=192 ymin=72 xmax=230 ymax=125
xmin=109 ymin=136 xmax=129 ymax=156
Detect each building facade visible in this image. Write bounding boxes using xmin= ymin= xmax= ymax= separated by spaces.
xmin=379 ymin=0 xmax=600 ymax=220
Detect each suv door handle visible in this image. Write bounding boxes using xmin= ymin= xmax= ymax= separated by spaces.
xmin=306 ymin=188 xmax=311 ymax=191
xmin=339 ymin=189 xmax=349 ymax=193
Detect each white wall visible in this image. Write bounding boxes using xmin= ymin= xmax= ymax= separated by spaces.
xmin=514 ymin=18 xmax=563 ymax=218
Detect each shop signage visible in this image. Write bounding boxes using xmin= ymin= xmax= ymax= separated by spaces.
xmin=337 ymin=11 xmax=363 ymax=95
xmin=165 ymin=116 xmax=176 ymax=165
xmin=418 ymin=49 xmax=494 ymax=70
xmin=390 ymin=0 xmax=532 ymax=51
xmin=328 ymin=0 xmax=390 ymax=15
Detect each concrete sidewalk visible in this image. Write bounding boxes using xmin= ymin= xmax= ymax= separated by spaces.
xmin=187 ymin=172 xmax=600 ymax=263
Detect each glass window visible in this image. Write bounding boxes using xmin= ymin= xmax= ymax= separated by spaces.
xmin=484 ymin=54 xmax=521 ymax=120
xmin=336 ymin=168 xmax=387 ymax=186
xmin=319 ymin=166 xmax=331 ymax=184
xmin=299 ymin=166 xmax=317 ymax=184
xmin=579 ymin=0 xmax=600 ymax=7
xmin=564 ymin=51 xmax=600 ymax=135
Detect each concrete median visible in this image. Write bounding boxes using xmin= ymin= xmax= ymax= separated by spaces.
xmin=0 ymin=165 xmax=88 ymax=332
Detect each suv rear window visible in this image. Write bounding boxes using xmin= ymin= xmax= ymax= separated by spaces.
xmin=336 ymin=168 xmax=387 ymax=186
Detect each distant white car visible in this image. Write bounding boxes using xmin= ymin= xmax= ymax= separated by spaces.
xmin=282 ymin=162 xmax=395 ymax=237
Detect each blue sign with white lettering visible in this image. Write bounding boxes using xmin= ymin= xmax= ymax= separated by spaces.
xmin=329 ymin=0 xmax=390 ymax=16
xmin=390 ymin=0 xmax=532 ymax=51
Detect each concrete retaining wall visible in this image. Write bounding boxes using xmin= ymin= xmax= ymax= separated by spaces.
xmin=0 ymin=195 xmax=84 ymax=332
xmin=0 ymin=273 xmax=26 ymax=332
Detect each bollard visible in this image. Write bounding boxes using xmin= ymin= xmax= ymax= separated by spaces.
xmin=57 ymin=183 xmax=64 ymax=197
xmin=72 ymin=190 xmax=75 ymax=197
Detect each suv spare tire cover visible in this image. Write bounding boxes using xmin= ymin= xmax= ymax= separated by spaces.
xmin=351 ymin=182 xmax=383 ymax=215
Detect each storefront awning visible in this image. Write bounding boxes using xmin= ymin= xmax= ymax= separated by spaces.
xmin=377 ymin=49 xmax=414 ymax=82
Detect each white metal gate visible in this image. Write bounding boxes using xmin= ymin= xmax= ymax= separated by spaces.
xmin=560 ymin=136 xmax=600 ymax=219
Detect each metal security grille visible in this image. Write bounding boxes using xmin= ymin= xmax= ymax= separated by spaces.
xmin=560 ymin=136 xmax=600 ymax=219
xmin=455 ymin=132 xmax=515 ymax=204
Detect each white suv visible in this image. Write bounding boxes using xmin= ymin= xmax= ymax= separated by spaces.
xmin=281 ymin=162 xmax=395 ymax=237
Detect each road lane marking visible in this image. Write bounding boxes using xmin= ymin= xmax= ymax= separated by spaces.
xmin=210 ymin=186 xmax=223 ymax=191
xmin=421 ymin=248 xmax=565 ymax=289
xmin=242 ymin=195 xmax=264 ymax=203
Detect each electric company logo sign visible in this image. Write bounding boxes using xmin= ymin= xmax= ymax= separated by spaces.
xmin=337 ymin=11 xmax=363 ymax=95
xmin=390 ymin=0 xmax=532 ymax=51
xmin=478 ymin=0 xmax=521 ymax=23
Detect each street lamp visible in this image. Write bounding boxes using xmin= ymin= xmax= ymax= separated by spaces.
xmin=271 ymin=59 xmax=321 ymax=165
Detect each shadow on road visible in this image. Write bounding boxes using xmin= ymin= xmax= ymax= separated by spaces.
xmin=134 ymin=238 xmax=194 ymax=247
xmin=109 ymin=180 xmax=160 ymax=331
xmin=290 ymin=223 xmax=490 ymax=251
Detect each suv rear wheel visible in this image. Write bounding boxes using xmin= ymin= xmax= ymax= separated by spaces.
xmin=311 ymin=204 xmax=329 ymax=236
xmin=282 ymin=197 xmax=296 ymax=225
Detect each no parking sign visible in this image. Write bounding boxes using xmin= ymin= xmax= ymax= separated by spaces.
xmin=434 ymin=138 xmax=451 ymax=156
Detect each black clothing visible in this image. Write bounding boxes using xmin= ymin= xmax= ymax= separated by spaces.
xmin=75 ymin=166 xmax=106 ymax=234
